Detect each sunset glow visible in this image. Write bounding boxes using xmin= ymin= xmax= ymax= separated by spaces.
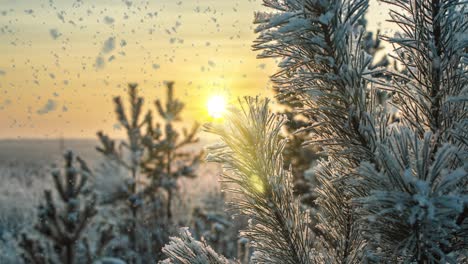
xmin=207 ymin=95 xmax=227 ymax=118
xmin=0 ymin=0 xmax=389 ymax=139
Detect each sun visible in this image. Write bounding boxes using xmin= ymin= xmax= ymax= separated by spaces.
xmin=207 ymin=95 xmax=227 ymax=118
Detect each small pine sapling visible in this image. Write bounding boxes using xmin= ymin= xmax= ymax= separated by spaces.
xmin=97 ymin=83 xmax=146 ymax=256
xmin=140 ymin=81 xmax=201 ymax=222
xmin=139 ymin=81 xmax=201 ymax=259
xmin=97 ymin=82 xmax=201 ymax=261
xmin=19 ymin=151 xmax=108 ymax=264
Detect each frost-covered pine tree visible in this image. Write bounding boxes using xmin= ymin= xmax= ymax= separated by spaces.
xmin=97 ymin=83 xmax=147 ymax=257
xmin=97 ymin=82 xmax=201 ymax=262
xmin=161 ymin=228 xmax=233 ymax=264
xmin=19 ymin=151 xmax=112 ymax=264
xmin=356 ymin=0 xmax=468 ymax=261
xmin=252 ymin=0 xmax=388 ymax=262
xmin=140 ymin=81 xmax=201 ymax=221
xmin=273 ymin=9 xmax=391 ymax=209
xmin=163 ymin=0 xmax=467 ymax=263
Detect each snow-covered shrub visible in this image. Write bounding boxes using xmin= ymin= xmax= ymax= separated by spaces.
xmin=0 ymin=231 xmax=22 ymax=264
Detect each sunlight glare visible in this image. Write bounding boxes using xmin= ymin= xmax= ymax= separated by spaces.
xmin=207 ymin=95 xmax=227 ymax=118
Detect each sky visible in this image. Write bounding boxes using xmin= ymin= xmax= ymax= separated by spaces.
xmin=0 ymin=0 xmax=391 ymax=139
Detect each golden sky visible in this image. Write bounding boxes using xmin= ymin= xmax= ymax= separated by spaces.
xmin=0 ymin=0 xmax=391 ymax=139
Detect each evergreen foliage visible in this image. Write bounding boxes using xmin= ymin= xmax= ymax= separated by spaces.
xmin=205 ymin=97 xmax=314 ymax=264
xmin=162 ymin=228 xmax=233 ymax=264
xmin=19 ymin=151 xmax=111 ymax=264
xmin=96 ymin=83 xmax=146 ymax=257
xmin=357 ymin=0 xmax=468 ymax=261
xmin=191 ymin=192 xmax=247 ymax=260
xmin=96 ymin=82 xmax=201 ymax=262
xmin=274 ymin=88 xmax=320 ymax=207
xmin=163 ymin=0 xmax=467 ymax=263
xmin=253 ymin=0 xmax=386 ymax=262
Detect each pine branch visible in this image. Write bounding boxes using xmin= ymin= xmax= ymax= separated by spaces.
xmin=205 ymin=97 xmax=314 ymax=264
xmin=253 ymin=1 xmax=392 ymax=262
xmin=356 ymin=127 xmax=468 ymax=262
xmin=382 ymin=0 xmax=468 ymax=140
xmin=254 ymin=0 xmax=383 ymax=162
xmin=369 ymin=0 xmax=468 ymax=261
xmin=162 ymin=228 xmax=234 ymax=264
